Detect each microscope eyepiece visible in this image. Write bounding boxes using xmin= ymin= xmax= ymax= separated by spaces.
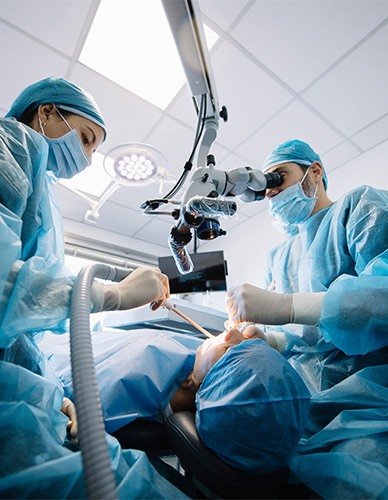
xmin=264 ymin=171 xmax=284 ymax=189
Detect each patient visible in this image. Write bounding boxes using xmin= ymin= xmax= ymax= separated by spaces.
xmin=41 ymin=326 xmax=310 ymax=475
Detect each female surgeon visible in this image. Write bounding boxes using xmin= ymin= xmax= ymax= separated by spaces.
xmin=0 ymin=77 xmax=181 ymax=499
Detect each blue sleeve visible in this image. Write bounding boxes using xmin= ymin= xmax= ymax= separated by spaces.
xmin=346 ymin=187 xmax=388 ymax=275
xmin=320 ymin=249 xmax=388 ymax=355
xmin=0 ymin=119 xmax=74 ymax=348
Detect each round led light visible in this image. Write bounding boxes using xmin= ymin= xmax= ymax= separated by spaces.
xmin=104 ymin=143 xmax=167 ymax=187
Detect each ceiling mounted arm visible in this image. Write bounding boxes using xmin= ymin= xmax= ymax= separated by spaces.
xmin=161 ymin=0 xmax=224 ymax=168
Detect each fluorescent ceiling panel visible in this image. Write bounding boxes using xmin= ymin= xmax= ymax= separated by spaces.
xmin=59 ymin=151 xmax=112 ymax=197
xmin=80 ymin=0 xmax=219 ymax=109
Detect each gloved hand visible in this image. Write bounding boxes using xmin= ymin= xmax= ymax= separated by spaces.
xmin=91 ymin=266 xmax=170 ymax=312
xmin=240 ymin=324 xmax=286 ymax=353
xmin=225 ymin=284 xmax=292 ymax=326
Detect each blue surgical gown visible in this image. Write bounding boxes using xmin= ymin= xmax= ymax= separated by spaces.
xmin=0 ymin=117 xmax=188 ymax=498
xmin=265 ymin=185 xmax=388 ymax=499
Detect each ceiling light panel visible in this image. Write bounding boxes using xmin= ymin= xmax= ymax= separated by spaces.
xmin=80 ymin=0 xmax=218 ymax=110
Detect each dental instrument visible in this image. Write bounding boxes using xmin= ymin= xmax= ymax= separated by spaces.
xmin=164 ymin=300 xmax=215 ymax=338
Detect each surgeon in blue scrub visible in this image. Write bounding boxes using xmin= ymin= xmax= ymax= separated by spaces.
xmin=0 ymin=77 xmax=181 ymax=499
xmin=225 ymin=139 xmax=388 ymax=500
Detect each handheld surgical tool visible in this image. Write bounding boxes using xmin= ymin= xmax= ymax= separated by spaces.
xmin=164 ymin=300 xmax=215 ymax=339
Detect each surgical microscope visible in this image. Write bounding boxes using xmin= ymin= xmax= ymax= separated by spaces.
xmin=141 ymin=0 xmax=283 ymax=275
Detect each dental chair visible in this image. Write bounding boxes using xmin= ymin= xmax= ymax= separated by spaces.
xmin=112 ymin=411 xmax=290 ymax=499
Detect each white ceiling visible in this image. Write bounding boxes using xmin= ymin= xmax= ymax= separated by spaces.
xmin=1 ymin=0 xmax=388 ymax=263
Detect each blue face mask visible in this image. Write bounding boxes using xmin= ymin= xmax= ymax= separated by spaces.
xmin=267 ymin=168 xmax=318 ymax=227
xmin=39 ymin=111 xmax=91 ymax=179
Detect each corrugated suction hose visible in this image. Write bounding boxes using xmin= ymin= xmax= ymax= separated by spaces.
xmin=70 ymin=264 xmax=131 ymax=499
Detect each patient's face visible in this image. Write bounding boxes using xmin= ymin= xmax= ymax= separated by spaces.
xmin=192 ymin=329 xmax=245 ymax=386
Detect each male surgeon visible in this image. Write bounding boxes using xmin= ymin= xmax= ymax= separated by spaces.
xmin=226 ymin=139 xmax=388 ymax=499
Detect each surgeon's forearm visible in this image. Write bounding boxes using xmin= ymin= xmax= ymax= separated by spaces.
xmin=291 ymin=292 xmax=325 ymax=326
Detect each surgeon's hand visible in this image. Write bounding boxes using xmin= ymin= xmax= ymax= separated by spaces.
xmin=240 ymin=324 xmax=286 ymax=352
xmin=92 ymin=266 xmax=170 ymax=312
xmin=226 ymin=284 xmax=292 ymax=326
xmin=61 ymin=397 xmax=78 ymax=444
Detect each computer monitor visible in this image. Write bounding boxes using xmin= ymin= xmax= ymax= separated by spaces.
xmin=158 ymin=251 xmax=228 ymax=294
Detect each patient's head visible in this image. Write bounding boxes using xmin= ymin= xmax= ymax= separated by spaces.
xmin=195 ymin=339 xmax=311 ymax=474
xmin=170 ymin=329 xmax=245 ymax=412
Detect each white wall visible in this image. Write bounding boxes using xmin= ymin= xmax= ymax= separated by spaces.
xmin=204 ymin=210 xmax=285 ymax=289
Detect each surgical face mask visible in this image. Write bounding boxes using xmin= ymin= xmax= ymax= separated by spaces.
xmin=39 ymin=110 xmax=91 ymax=179
xmin=271 ymin=217 xmax=300 ymax=237
xmin=268 ymin=167 xmax=318 ymax=227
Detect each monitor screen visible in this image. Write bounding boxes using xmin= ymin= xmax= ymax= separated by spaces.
xmin=158 ymin=251 xmax=228 ymax=294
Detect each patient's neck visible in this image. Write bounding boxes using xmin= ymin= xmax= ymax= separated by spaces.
xmin=170 ymin=371 xmax=199 ymax=412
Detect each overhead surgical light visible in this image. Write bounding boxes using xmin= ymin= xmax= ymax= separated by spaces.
xmin=59 ymin=143 xmax=174 ymax=224
xmin=104 ymin=143 xmax=169 ymax=187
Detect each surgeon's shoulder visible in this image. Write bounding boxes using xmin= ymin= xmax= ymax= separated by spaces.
xmin=0 ymin=116 xmax=46 ymax=150
xmin=338 ymin=185 xmax=388 ymax=205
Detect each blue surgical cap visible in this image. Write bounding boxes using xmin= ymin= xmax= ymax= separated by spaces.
xmin=5 ymin=77 xmax=107 ymax=139
xmin=263 ymin=139 xmax=328 ymax=189
xmin=196 ymin=339 xmax=310 ymax=475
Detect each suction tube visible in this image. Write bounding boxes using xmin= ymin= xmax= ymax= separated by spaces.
xmin=70 ymin=264 xmax=130 ymax=500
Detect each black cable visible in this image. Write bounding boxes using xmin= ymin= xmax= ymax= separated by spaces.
xmin=162 ymin=94 xmax=207 ymax=200
xmin=188 ymin=93 xmax=207 ymax=163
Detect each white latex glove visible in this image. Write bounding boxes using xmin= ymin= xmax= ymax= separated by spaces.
xmin=226 ymin=284 xmax=292 ymax=326
xmin=91 ymin=266 xmax=170 ymax=312
xmin=241 ymin=324 xmax=286 ymax=353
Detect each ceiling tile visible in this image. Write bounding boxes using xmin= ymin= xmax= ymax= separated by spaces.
xmin=94 ymin=201 xmax=150 ymax=237
xmin=231 ymin=0 xmax=388 ymax=92
xmin=212 ymin=43 xmax=293 ymax=149
xmin=237 ymin=100 xmax=343 ymax=166
xmin=199 ymin=0 xmax=251 ymax=31
xmin=352 ymin=114 xmax=388 ymax=151
xmin=133 ymin=218 xmax=176 ymax=248
xmin=70 ymin=63 xmax=164 ymax=154
xmin=170 ymin=40 xmax=294 ymax=150
xmin=215 ymin=149 xmax=254 ymax=172
xmin=56 ymin=183 xmax=149 ymax=237
xmin=0 ymin=0 xmax=93 ymax=56
xmin=0 ymin=25 xmax=69 ymax=111
xmin=302 ymin=23 xmax=388 ymax=136
xmin=145 ymin=115 xmax=197 ymax=179
xmin=62 ymin=218 xmax=166 ymax=257
xmin=56 ymin=184 xmax=92 ymax=222
xmin=167 ymin=86 xmax=199 ymax=129
xmin=325 ymin=140 xmax=388 ymax=201
xmin=109 ymin=181 xmax=174 ymax=212
xmin=320 ymin=141 xmax=361 ymax=174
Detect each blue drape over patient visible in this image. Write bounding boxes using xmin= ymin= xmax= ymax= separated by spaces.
xmin=264 ymin=185 xmax=388 ymax=498
xmin=0 ymin=116 xmax=189 ymax=498
xmin=41 ymin=328 xmax=202 ymax=433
